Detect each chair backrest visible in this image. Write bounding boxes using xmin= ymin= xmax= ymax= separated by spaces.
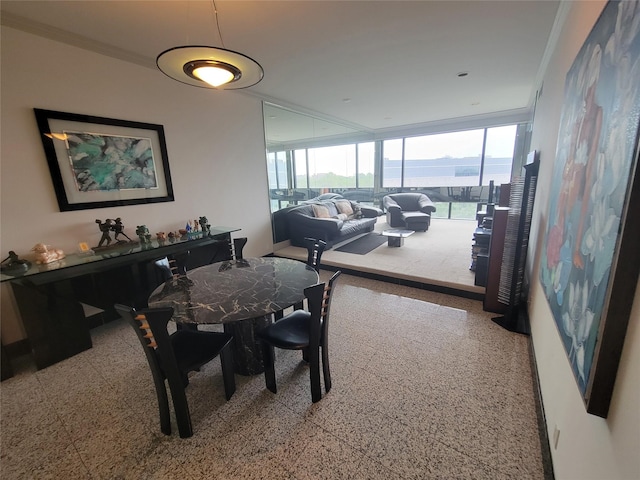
xmin=387 ymin=193 xmax=424 ymax=211
xmin=117 ymin=303 xmax=191 ymax=382
xmin=115 ymin=304 xmax=176 ymax=380
xmin=233 ymin=237 xmax=248 ymax=260
xmin=304 ymin=237 xmax=327 ymax=272
xmin=154 ymin=257 xmax=175 ymax=283
xmin=154 ymin=251 xmax=190 ymax=282
xmin=306 ymin=270 xmax=341 ymax=347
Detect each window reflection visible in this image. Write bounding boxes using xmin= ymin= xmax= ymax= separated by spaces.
xmin=264 ymin=101 xmax=525 ymax=227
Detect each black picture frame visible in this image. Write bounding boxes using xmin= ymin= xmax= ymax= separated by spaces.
xmin=34 ymin=108 xmax=174 ymax=211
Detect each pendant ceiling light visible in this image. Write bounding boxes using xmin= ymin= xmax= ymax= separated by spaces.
xmin=156 ymin=1 xmax=263 ymax=90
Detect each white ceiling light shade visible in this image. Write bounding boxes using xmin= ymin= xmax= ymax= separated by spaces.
xmin=156 ymin=46 xmax=263 ymax=89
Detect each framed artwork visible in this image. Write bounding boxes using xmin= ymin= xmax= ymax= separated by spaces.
xmin=34 ymin=109 xmax=174 ymax=211
xmin=539 ymin=0 xmax=640 ymax=418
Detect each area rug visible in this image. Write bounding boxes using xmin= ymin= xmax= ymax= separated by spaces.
xmin=335 ymin=233 xmax=387 ymax=254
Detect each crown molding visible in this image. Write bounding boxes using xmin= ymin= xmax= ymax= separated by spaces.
xmin=1 ymin=11 xmax=156 ymax=69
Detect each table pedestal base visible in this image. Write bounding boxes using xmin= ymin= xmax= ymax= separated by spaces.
xmin=387 ymin=236 xmax=405 ymax=247
xmin=224 ymin=315 xmax=271 ymax=375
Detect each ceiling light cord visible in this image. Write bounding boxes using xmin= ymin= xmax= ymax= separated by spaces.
xmin=211 ymin=0 xmax=225 ymax=49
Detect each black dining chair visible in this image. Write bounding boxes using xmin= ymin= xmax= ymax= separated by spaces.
xmin=115 ymin=304 xmax=236 ymax=438
xmin=151 ymin=252 xmax=194 ymax=328
xmin=257 ymin=270 xmax=341 ymax=403
xmin=279 ymin=237 xmax=327 ymax=316
xmin=304 ymin=237 xmax=327 ymax=272
xmin=154 ymin=252 xmax=190 ymax=282
xmin=232 ymin=237 xmax=248 ymax=260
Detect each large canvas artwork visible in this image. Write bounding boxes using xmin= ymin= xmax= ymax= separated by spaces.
xmin=540 ymin=0 xmax=640 ymax=417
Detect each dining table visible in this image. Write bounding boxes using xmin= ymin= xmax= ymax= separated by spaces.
xmin=147 ymin=257 xmax=319 ymax=375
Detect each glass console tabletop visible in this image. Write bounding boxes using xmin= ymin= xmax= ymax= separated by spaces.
xmin=0 ymin=226 xmax=240 ymax=283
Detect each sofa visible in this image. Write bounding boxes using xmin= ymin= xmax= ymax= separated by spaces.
xmin=382 ymin=193 xmax=436 ymax=231
xmin=287 ymin=195 xmax=380 ymax=249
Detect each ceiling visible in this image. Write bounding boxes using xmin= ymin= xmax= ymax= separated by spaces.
xmin=1 ymin=0 xmax=561 ymax=142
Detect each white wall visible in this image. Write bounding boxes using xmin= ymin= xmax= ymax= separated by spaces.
xmin=528 ymin=1 xmax=640 ymax=478
xmin=0 ymin=27 xmax=273 ymax=343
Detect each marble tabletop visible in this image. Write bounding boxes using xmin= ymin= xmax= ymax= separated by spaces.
xmin=147 ymin=257 xmax=319 ymax=325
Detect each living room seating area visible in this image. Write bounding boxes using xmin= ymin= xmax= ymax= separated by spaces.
xmin=286 ymin=194 xmax=381 ymax=249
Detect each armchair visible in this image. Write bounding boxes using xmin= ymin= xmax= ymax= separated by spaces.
xmin=383 ymin=193 xmax=436 ymax=231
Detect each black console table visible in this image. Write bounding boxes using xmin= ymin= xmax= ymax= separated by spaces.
xmin=1 ymin=227 xmax=239 ymax=371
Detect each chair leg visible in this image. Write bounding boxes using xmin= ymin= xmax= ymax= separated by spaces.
xmin=261 ymin=342 xmax=277 ymax=394
xmin=322 ymin=345 xmax=331 ymax=394
xmin=152 ymin=376 xmax=171 ymax=435
xmin=220 ymin=344 xmax=236 ymax=401
xmin=302 ymin=347 xmax=309 ymax=362
xmin=309 ymin=347 xmax=321 ymax=403
xmin=166 ymin=378 xmax=193 ymax=438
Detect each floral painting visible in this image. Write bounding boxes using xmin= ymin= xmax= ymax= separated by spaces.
xmin=540 ymin=0 xmax=640 ymax=402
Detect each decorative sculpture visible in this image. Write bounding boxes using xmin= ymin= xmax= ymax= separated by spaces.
xmin=111 ymin=217 xmax=133 ymax=242
xmin=136 ymin=225 xmax=152 ymax=244
xmin=96 ymin=219 xmax=113 ymax=247
xmin=95 ymin=218 xmax=137 ymax=250
xmin=0 ymin=251 xmax=31 ymax=275
xmin=199 ymin=216 xmax=211 ymax=234
xmin=31 ymin=243 xmax=65 ymax=264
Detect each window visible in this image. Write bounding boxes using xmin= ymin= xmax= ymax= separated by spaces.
xmin=267 ymin=151 xmax=288 ymax=189
xmin=482 ymin=125 xmax=517 ymax=186
xmin=265 ymin=112 xmax=521 ymax=217
xmin=382 ymin=139 xmax=403 ymax=188
xmin=307 ymin=145 xmax=356 ymax=188
xmin=293 ymin=149 xmax=307 ymax=188
xmin=404 ymin=130 xmax=484 ymax=187
xmin=357 ymin=142 xmax=375 ymax=188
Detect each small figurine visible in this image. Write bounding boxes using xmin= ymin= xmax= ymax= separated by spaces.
xmin=185 ymin=221 xmax=192 ymax=233
xmin=111 ymin=217 xmax=133 ymax=243
xmin=167 ymin=231 xmax=176 ymax=243
xmin=0 ymin=251 xmax=31 ymax=275
xmin=96 ymin=219 xmax=113 ymax=247
xmin=135 ymin=225 xmax=152 ymax=244
xmin=32 ymin=243 xmax=65 ymax=264
xmin=156 ymin=232 xmax=166 ymax=241
xmin=193 ymin=219 xmax=200 ymax=232
xmin=199 ymin=216 xmax=210 ymax=234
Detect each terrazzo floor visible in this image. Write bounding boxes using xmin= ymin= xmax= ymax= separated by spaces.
xmin=1 ymin=272 xmax=548 ymax=479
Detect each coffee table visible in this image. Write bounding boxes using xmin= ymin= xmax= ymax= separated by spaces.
xmin=381 ymin=229 xmax=414 ymax=247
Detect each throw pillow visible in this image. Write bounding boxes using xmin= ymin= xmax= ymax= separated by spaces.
xmin=335 ymin=213 xmax=349 ymax=221
xmin=312 ymin=204 xmax=331 ymax=218
xmin=335 ymin=199 xmax=354 ymax=215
